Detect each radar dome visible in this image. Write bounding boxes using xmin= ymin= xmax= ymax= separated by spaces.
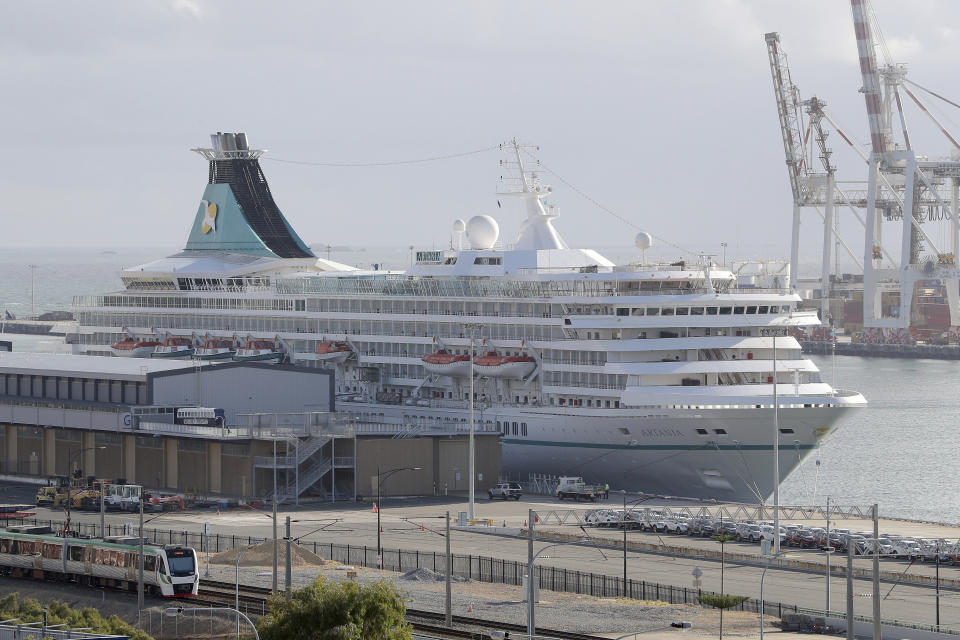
xmin=452 ymin=219 xmax=466 ymax=233
xmin=635 ymin=232 xmax=653 ymax=250
xmin=466 ymin=215 xmax=500 ymax=250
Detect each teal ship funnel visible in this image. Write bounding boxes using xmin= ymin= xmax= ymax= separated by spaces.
xmin=186 ymin=132 xmax=314 ymax=259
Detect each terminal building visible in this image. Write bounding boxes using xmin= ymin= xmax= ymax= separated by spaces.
xmin=0 ymin=352 xmax=500 ymax=501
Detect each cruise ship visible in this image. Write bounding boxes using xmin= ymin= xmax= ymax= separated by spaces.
xmin=69 ymin=132 xmax=866 ymax=503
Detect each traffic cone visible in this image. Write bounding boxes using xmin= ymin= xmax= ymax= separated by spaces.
xmin=380 ymin=526 xmax=384 ymax=533
xmin=467 ymin=603 xmax=473 ymax=613
xmin=372 ymin=502 xmax=378 ymax=514
xmin=535 ymin=515 xmax=540 ymax=523
xmin=524 ymin=520 xmax=527 ymax=527
xmin=420 ymin=523 xmax=425 ymax=531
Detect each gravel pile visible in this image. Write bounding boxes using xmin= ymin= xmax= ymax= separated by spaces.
xmin=401 ymin=567 xmax=469 ymax=583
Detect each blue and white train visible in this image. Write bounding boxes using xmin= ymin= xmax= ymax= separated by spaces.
xmin=0 ymin=530 xmax=199 ymax=597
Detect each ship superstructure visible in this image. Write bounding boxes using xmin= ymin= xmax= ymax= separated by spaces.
xmin=70 ymin=134 xmax=866 ymax=502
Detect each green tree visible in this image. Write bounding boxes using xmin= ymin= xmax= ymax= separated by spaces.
xmin=0 ymin=593 xmax=150 ymax=640
xmin=258 ymin=576 xmax=412 ymax=640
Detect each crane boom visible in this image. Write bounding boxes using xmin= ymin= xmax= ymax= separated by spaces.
xmin=765 ymin=32 xmax=806 ymax=204
xmin=850 ymin=0 xmax=888 ymax=160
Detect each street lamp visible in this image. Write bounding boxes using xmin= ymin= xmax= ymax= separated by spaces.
xmin=526 ymin=508 xmax=607 ymax=639
xmin=720 ymin=243 xmax=727 ymax=267
xmin=235 ymin=544 xmax=258 ymax=638
xmin=64 ymin=446 xmax=106 ymax=536
xmin=759 ymin=551 xmax=785 ymax=640
xmin=620 ymin=491 xmax=658 ymax=595
xmin=376 ymin=466 xmax=420 ymax=569
xmin=463 ymin=322 xmax=483 ymax=521
xmin=167 ymin=607 xmax=259 ymax=640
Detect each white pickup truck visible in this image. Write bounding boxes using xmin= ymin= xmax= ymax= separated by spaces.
xmin=488 ymin=482 xmax=523 ymax=500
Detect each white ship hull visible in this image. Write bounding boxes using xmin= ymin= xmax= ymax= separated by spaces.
xmin=344 ymin=398 xmax=860 ymax=503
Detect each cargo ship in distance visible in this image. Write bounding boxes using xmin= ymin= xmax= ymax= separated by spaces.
xmin=69 ymin=132 xmax=867 ymax=503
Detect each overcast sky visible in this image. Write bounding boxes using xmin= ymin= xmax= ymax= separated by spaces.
xmin=3 ymin=0 xmax=960 ymax=268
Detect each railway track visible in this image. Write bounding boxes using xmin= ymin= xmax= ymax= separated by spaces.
xmin=198 ymin=579 xmax=606 ymax=639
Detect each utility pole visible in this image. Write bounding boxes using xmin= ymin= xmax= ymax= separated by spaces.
xmin=825 ymin=496 xmax=831 ymax=611
xmin=272 ymin=440 xmax=278 ymax=595
xmin=872 ymin=504 xmax=880 ymax=640
xmin=285 ymin=516 xmax=292 ymax=598
xmin=846 ymin=541 xmax=854 ymax=640
xmin=100 ymin=480 xmax=105 ymax=539
xmin=772 ymin=333 xmax=781 ymax=555
xmin=445 ymin=511 xmax=452 ymax=627
xmin=936 ymin=540 xmax=941 ymax=631
xmin=137 ymin=489 xmax=144 ymax=612
xmin=527 ymin=508 xmax=535 ymax=638
xmin=468 ymin=331 xmax=476 ymax=521
xmin=622 ymin=492 xmax=627 ymax=595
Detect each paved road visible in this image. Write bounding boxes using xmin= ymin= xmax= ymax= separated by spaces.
xmin=9 ymin=487 xmax=960 ymax=630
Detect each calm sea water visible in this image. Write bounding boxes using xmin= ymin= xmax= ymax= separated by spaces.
xmin=2 ymin=249 xmax=957 ymax=523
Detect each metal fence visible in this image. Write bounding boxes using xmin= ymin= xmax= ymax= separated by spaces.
xmin=19 ymin=519 xmax=960 ymax=635
xmin=23 ymin=518 xmax=792 ymax=617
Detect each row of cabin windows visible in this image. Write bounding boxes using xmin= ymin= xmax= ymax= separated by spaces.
xmin=0 ymin=539 xmax=158 ymax=571
xmin=615 ymin=305 xmax=791 ymax=317
xmin=496 ymin=421 xmax=528 ymax=436
xmin=550 ymin=397 xmax=621 ymax=408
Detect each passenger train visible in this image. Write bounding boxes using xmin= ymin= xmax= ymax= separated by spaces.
xmin=0 ymin=529 xmax=199 ymax=597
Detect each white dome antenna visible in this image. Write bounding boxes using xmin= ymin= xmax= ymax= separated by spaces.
xmin=466 ymin=215 xmax=499 ymax=250
xmin=635 ymin=232 xmax=653 ymax=264
xmin=451 ymin=219 xmax=466 ymax=251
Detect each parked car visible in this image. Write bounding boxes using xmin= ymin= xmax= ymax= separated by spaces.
xmin=488 ymin=482 xmax=523 ymax=500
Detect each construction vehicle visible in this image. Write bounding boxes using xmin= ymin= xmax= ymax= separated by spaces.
xmin=35 ymin=476 xmax=73 ymax=507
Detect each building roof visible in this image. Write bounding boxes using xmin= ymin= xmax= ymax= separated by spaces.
xmin=0 ymin=352 xmax=197 ymax=380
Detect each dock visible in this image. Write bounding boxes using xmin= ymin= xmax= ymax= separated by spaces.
xmin=801 ymin=340 xmax=960 ymax=360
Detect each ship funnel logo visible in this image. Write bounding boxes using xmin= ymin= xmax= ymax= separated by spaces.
xmin=200 ymin=200 xmax=218 ymax=234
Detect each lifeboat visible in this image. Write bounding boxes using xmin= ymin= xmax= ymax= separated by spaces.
xmin=472 ymin=351 xmax=536 ymax=379
xmin=421 ymin=349 xmax=472 ymax=376
xmin=111 ymin=336 xmax=162 ymax=358
xmin=315 ymin=340 xmax=352 ymax=363
xmin=233 ymin=338 xmax=283 ymax=363
xmin=151 ymin=336 xmax=196 ymax=358
xmin=194 ymin=336 xmax=236 ymax=360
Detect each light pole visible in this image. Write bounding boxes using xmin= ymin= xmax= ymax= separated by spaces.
xmin=620 ymin=491 xmax=657 ymax=595
xmin=464 ymin=323 xmax=482 ymax=521
xmin=235 ymin=543 xmax=256 ymax=638
xmin=761 ymin=327 xmax=787 ymax=555
xmin=759 ymin=551 xmax=785 ymax=640
xmin=27 ymin=264 xmax=37 ymax=319
xmin=168 ymin=607 xmax=259 ymax=640
xmin=376 ymin=466 xmax=420 ymax=569
xmin=720 ymin=243 xmax=727 ymax=267
xmin=526 ymin=509 xmax=607 ymax=639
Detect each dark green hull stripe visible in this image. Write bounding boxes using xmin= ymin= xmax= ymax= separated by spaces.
xmin=501 ymin=439 xmax=816 ymax=451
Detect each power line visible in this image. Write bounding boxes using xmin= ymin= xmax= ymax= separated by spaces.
xmin=522 ymin=151 xmax=698 ymax=257
xmin=263 ymin=145 xmax=500 ymax=167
